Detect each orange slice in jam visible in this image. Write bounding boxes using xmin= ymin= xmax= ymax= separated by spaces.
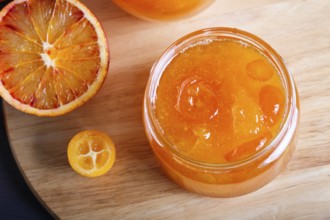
xmin=232 ymin=90 xmax=266 ymax=139
xmin=259 ymin=85 xmax=285 ymax=126
xmin=225 ymin=132 xmax=272 ymax=162
xmin=67 ymin=130 xmax=116 ymax=177
xmin=175 ymin=77 xmax=220 ymax=122
xmin=246 ymin=59 xmax=274 ymax=81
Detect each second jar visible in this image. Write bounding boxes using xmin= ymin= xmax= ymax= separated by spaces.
xmin=112 ymin=0 xmax=214 ymax=21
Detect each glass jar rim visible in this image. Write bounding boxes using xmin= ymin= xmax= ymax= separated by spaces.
xmin=144 ymin=27 xmax=298 ymax=169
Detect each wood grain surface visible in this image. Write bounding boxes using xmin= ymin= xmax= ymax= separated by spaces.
xmin=4 ymin=0 xmax=330 ymax=219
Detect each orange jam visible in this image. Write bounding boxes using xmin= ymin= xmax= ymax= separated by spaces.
xmin=112 ymin=0 xmax=214 ymax=21
xmin=143 ymin=28 xmax=299 ymax=197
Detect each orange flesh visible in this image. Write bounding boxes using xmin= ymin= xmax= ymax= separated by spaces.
xmin=0 ymin=0 xmax=101 ymax=110
xmin=155 ymin=39 xmax=286 ymax=164
xmin=113 ymin=0 xmax=213 ymax=21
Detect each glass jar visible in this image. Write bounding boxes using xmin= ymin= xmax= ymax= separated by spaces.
xmin=112 ymin=0 xmax=214 ymax=22
xmin=143 ymin=28 xmax=299 ymax=197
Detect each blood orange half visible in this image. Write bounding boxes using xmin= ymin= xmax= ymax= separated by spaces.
xmin=0 ymin=0 xmax=109 ymax=116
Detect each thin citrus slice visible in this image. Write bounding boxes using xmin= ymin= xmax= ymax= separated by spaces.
xmin=225 ymin=132 xmax=272 ymax=162
xmin=232 ymin=90 xmax=266 ymax=139
xmin=259 ymin=85 xmax=285 ymax=126
xmin=67 ymin=130 xmax=116 ymax=177
xmin=0 ymin=0 xmax=109 ymax=116
xmin=246 ymin=59 xmax=274 ymax=81
xmin=175 ymin=77 xmax=220 ymax=122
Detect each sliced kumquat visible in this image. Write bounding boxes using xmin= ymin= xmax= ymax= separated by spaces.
xmin=67 ymin=130 xmax=116 ymax=177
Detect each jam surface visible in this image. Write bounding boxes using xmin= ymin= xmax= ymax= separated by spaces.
xmin=155 ymin=39 xmax=286 ymax=164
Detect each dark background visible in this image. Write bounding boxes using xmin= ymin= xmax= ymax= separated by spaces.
xmin=0 ymin=1 xmax=53 ymax=219
xmin=0 ymin=102 xmax=53 ymax=219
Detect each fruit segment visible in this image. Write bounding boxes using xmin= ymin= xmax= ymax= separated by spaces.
xmin=27 ymin=0 xmax=56 ymax=42
xmin=46 ymin=0 xmax=84 ymax=44
xmin=79 ymin=156 xmax=93 ymax=170
xmin=0 ymin=53 xmax=41 ymax=73
xmin=55 ymin=67 xmax=89 ymax=99
xmin=2 ymin=2 xmax=41 ymax=44
xmin=56 ymin=43 xmax=100 ymax=61
xmin=9 ymin=65 xmax=46 ymax=105
xmin=54 ymin=19 xmax=99 ymax=50
xmin=1 ymin=61 xmax=43 ymax=90
xmin=0 ymin=25 xmax=42 ymax=53
xmin=56 ymin=58 xmax=100 ymax=83
xmin=96 ymin=151 xmax=110 ymax=169
xmin=33 ymin=67 xmax=60 ymax=109
xmin=53 ymin=69 xmax=78 ymax=105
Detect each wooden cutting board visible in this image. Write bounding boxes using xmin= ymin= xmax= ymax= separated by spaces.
xmin=4 ymin=0 xmax=330 ymax=219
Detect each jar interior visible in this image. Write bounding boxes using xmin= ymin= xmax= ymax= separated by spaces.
xmin=146 ymin=28 xmax=295 ymax=168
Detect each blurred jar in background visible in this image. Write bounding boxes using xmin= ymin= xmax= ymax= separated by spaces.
xmin=112 ymin=0 xmax=215 ymax=21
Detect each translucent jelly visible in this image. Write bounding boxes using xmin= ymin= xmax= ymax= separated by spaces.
xmin=143 ymin=28 xmax=299 ymax=197
xmin=112 ymin=0 xmax=214 ymax=21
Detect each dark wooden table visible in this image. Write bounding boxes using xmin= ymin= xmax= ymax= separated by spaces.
xmin=0 ymin=98 xmax=52 ymax=219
